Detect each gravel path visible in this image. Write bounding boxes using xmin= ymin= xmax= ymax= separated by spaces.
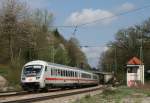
xmin=33 ymin=89 xmax=103 ymax=103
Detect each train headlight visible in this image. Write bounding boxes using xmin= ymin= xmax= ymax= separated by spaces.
xmin=36 ymin=77 xmax=40 ymax=80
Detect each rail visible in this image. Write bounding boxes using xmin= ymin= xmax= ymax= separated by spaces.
xmin=0 ymin=85 xmax=107 ymax=103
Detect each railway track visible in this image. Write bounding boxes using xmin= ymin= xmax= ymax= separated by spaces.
xmin=0 ymin=91 xmax=27 ymax=97
xmin=0 ymin=88 xmax=64 ymax=98
xmin=0 ymin=85 xmax=107 ymax=103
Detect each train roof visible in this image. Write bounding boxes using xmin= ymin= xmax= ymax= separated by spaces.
xmin=47 ymin=61 xmax=90 ymax=73
xmin=24 ymin=60 xmax=48 ymax=66
xmin=24 ymin=60 xmax=94 ymax=74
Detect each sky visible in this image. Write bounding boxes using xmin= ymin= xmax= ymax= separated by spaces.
xmin=3 ymin=0 xmax=150 ymax=67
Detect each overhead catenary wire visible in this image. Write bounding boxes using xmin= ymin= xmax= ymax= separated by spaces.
xmin=48 ymin=4 xmax=150 ymax=61
xmin=78 ymin=4 xmax=150 ymax=27
xmin=80 ymin=45 xmax=107 ymax=48
xmin=49 ymin=4 xmax=150 ymax=28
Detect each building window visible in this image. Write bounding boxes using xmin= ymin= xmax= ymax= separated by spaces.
xmin=127 ymin=67 xmax=137 ymax=73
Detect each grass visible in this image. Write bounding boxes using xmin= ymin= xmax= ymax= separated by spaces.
xmin=73 ymin=86 xmax=150 ymax=103
xmin=0 ymin=64 xmax=9 ymax=77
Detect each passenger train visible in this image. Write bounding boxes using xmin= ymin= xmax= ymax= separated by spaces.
xmin=21 ymin=60 xmax=99 ymax=91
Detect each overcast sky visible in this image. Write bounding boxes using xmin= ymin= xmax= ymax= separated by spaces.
xmin=2 ymin=0 xmax=150 ymax=67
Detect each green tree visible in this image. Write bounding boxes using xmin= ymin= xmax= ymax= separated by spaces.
xmin=49 ymin=29 xmax=70 ymax=64
xmin=54 ymin=44 xmax=70 ymax=65
xmin=67 ymin=37 xmax=89 ymax=69
xmin=99 ymin=18 xmax=150 ymax=82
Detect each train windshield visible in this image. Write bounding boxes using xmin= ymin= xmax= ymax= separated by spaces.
xmin=23 ymin=65 xmax=43 ymax=77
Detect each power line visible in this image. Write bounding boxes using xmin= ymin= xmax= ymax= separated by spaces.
xmin=50 ymin=4 xmax=150 ymax=28
xmin=49 ymin=25 xmax=76 ymax=28
xmin=80 ymin=45 xmax=107 ymax=48
xmin=78 ymin=4 xmax=150 ymax=27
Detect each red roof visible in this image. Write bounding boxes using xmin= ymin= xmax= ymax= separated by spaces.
xmin=127 ymin=57 xmax=143 ymax=65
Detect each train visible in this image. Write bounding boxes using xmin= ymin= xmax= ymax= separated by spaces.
xmin=21 ymin=60 xmax=99 ymax=91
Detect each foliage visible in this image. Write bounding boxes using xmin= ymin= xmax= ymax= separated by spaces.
xmin=0 ymin=0 xmax=90 ymax=87
xmin=0 ymin=0 xmax=89 ymax=66
xmin=67 ymin=37 xmax=90 ymax=69
xmin=98 ymin=18 xmax=150 ymax=82
xmin=73 ymin=87 xmax=150 ymax=103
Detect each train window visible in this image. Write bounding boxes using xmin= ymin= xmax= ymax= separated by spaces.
xmin=67 ymin=70 xmax=69 ymax=77
xmin=69 ymin=71 xmax=71 ymax=77
xmin=56 ymin=69 xmax=59 ymax=76
xmin=72 ymin=71 xmax=73 ymax=77
xmin=60 ymin=70 xmax=63 ymax=76
xmin=72 ymin=72 xmax=74 ymax=77
xmin=63 ymin=70 xmax=64 ymax=76
xmin=64 ymin=70 xmax=65 ymax=77
xmin=70 ymin=71 xmax=72 ymax=77
xmin=66 ymin=71 xmax=68 ymax=77
xmin=65 ymin=70 xmax=68 ymax=77
xmin=68 ymin=71 xmax=70 ymax=77
xmin=73 ymin=72 xmax=74 ymax=77
xmin=63 ymin=70 xmax=65 ymax=76
xmin=93 ymin=75 xmax=97 ymax=79
xmin=52 ymin=69 xmax=55 ymax=76
xmin=66 ymin=70 xmax=68 ymax=77
xmin=58 ymin=69 xmax=61 ymax=76
xmin=51 ymin=69 xmax=53 ymax=76
xmin=75 ymin=72 xmax=77 ymax=77
xmin=57 ymin=69 xmax=59 ymax=76
xmin=51 ymin=68 xmax=57 ymax=76
xmin=54 ymin=69 xmax=56 ymax=76
xmin=61 ymin=70 xmax=64 ymax=77
xmin=81 ymin=73 xmax=91 ymax=78
xmin=23 ymin=65 xmax=43 ymax=77
xmin=69 ymin=71 xmax=70 ymax=77
xmin=51 ymin=68 xmax=53 ymax=76
xmin=73 ymin=72 xmax=75 ymax=77
xmin=54 ymin=69 xmax=57 ymax=76
xmin=51 ymin=68 xmax=52 ymax=76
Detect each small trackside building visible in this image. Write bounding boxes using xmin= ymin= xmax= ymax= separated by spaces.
xmin=126 ymin=57 xmax=144 ymax=87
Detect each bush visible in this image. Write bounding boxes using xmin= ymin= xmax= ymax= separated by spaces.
xmin=84 ymin=94 xmax=91 ymax=99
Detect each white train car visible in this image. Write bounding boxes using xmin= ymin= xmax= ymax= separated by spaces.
xmin=21 ymin=60 xmax=99 ymax=91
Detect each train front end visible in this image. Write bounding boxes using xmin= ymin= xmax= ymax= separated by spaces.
xmin=21 ymin=61 xmax=46 ymax=91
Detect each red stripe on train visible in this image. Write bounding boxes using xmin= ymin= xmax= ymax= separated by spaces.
xmin=45 ymin=78 xmax=78 ymax=81
xmin=45 ymin=77 xmax=97 ymax=82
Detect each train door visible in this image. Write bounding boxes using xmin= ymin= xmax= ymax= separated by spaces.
xmin=44 ymin=66 xmax=50 ymax=84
